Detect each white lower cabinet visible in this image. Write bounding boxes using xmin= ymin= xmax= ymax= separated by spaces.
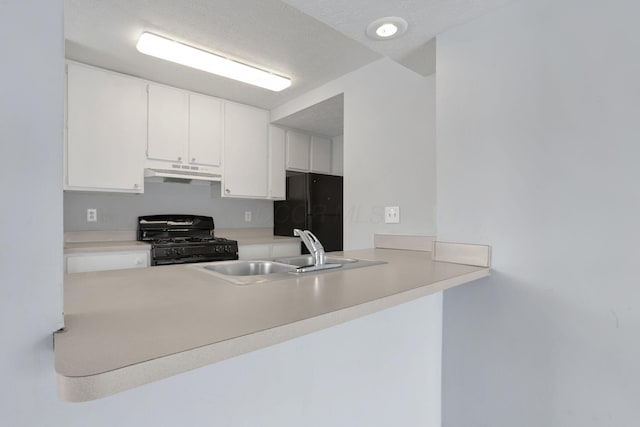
xmin=271 ymin=242 xmax=302 ymax=258
xmin=237 ymin=245 xmax=272 ymax=260
xmin=238 ymin=242 xmax=301 ymax=260
xmin=65 ymin=250 xmax=150 ymax=273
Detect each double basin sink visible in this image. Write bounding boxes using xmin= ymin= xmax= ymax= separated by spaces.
xmin=202 ymin=255 xmax=386 ymax=285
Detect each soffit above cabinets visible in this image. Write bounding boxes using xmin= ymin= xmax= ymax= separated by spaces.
xmin=273 ymin=94 xmax=344 ymax=138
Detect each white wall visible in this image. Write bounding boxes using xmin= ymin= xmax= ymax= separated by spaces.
xmin=0 ymin=0 xmax=65 ymax=420
xmin=268 ymin=58 xmax=440 ymax=426
xmin=273 ymin=58 xmax=437 ymax=250
xmin=437 ymin=0 xmax=640 ymax=425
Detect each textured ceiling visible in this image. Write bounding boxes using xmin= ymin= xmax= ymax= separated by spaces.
xmin=281 ymin=0 xmax=515 ymax=61
xmin=64 ymin=0 xmax=515 ymax=136
xmin=64 ymin=0 xmax=379 ymax=110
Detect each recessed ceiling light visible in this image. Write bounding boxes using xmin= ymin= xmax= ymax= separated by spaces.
xmin=136 ymin=32 xmax=291 ymax=92
xmin=366 ymin=17 xmax=408 ymax=40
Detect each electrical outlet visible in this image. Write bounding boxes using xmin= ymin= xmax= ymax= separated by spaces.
xmin=87 ymin=208 xmax=97 ymax=222
xmin=244 ymin=211 xmax=252 ymax=222
xmin=384 ymin=206 xmax=400 ymax=224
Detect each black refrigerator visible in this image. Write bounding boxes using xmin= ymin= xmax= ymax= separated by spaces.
xmin=274 ymin=173 xmax=343 ymax=253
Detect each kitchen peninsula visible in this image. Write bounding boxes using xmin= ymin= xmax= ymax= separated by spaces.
xmin=55 ymin=238 xmax=490 ymax=402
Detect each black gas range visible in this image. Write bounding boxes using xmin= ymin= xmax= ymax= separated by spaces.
xmin=137 ymin=215 xmax=238 ymax=266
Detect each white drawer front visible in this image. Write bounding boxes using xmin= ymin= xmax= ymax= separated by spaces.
xmin=66 ymin=252 xmax=150 ymax=273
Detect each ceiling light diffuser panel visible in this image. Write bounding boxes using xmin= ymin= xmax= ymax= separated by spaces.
xmin=366 ymin=17 xmax=408 ymax=40
xmin=136 ymin=32 xmax=291 ymax=92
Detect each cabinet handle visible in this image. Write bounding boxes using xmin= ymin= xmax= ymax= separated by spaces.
xmin=133 ymin=183 xmax=139 ymax=188
xmin=225 ymin=188 xmax=230 ymax=194
xmin=177 ymin=156 xmax=182 ymax=161
xmin=192 ymin=157 xmax=196 ymax=162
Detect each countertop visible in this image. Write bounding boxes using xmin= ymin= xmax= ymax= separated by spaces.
xmin=55 ymin=247 xmax=489 ymax=401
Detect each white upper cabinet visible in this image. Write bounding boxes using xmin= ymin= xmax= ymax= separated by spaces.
xmin=268 ymin=125 xmax=286 ymax=200
xmin=286 ymin=130 xmax=311 ymax=171
xmin=331 ymin=136 xmax=344 ymax=176
xmin=66 ymin=63 xmax=278 ymax=198
xmin=147 ymin=84 xmax=222 ymax=169
xmin=310 ymin=136 xmax=332 ymax=174
xmin=66 ymin=63 xmax=146 ymax=192
xmin=284 ymin=129 xmax=334 ymax=175
xmin=223 ymin=102 xmax=269 ymax=198
xmin=147 ymin=84 xmax=189 ymax=162
xmin=189 ymin=93 xmax=222 ymax=166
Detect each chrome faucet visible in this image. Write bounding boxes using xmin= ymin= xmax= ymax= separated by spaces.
xmin=293 ymin=229 xmax=326 ymax=266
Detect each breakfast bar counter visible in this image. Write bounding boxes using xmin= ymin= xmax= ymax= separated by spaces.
xmin=55 ymin=246 xmax=489 ymax=402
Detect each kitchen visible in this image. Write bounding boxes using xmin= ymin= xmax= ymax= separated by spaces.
xmin=3 ymin=0 xmax=639 ymax=426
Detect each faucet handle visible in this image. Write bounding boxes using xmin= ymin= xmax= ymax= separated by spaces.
xmin=304 ymin=230 xmax=324 ymax=251
xmin=293 ymin=229 xmax=325 ymax=265
xmin=303 ymin=230 xmax=326 ymax=265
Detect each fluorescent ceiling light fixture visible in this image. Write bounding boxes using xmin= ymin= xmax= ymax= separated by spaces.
xmin=366 ymin=17 xmax=408 ymax=40
xmin=136 ymin=32 xmax=291 ymax=92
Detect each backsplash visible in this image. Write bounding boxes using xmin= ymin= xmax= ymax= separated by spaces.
xmin=64 ymin=181 xmax=273 ymax=231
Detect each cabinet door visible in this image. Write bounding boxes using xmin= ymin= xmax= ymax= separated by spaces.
xmin=66 ymin=63 xmax=146 ymax=192
xmin=268 ymin=125 xmax=286 ymax=200
xmin=310 ymin=136 xmax=332 ymax=174
xmin=223 ymin=103 xmax=269 ymax=198
xmin=286 ymin=130 xmax=310 ymax=171
xmin=189 ymin=94 xmax=222 ymax=166
xmin=147 ymin=84 xmax=188 ymax=162
xmin=66 ymin=251 xmax=149 ymax=273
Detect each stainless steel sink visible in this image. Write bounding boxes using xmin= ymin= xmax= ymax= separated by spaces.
xmin=204 ymin=260 xmax=296 ymax=276
xmin=201 ymin=257 xmax=387 ymax=285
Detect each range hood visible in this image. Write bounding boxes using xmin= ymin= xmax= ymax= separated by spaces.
xmin=144 ymin=167 xmax=221 ymax=182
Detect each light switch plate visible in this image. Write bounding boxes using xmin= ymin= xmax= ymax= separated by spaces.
xmin=244 ymin=211 xmax=252 ymax=222
xmin=384 ymin=206 xmax=400 ymax=223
